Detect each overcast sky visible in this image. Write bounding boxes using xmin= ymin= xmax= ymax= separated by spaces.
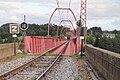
xmin=0 ymin=0 xmax=120 ymax=31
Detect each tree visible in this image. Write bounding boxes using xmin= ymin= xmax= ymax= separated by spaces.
xmin=95 ymin=36 xmax=120 ymax=54
xmin=4 ymin=37 xmax=19 ymax=43
xmin=0 ymin=37 xmax=3 ymax=44
xmin=86 ymin=36 xmax=94 ymax=45
xmin=112 ymin=29 xmax=118 ymax=34
xmin=87 ymin=27 xmax=102 ymax=36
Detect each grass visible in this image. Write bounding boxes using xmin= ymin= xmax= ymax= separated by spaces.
xmin=71 ymin=54 xmax=83 ymax=60
xmin=44 ymin=52 xmax=59 ymax=56
xmin=26 ymin=52 xmax=59 ymax=56
xmin=26 ymin=53 xmax=41 ymax=57
xmin=0 ymin=52 xmax=60 ymax=65
xmin=15 ymin=53 xmax=28 ymax=58
xmin=0 ymin=53 xmax=41 ymax=65
xmin=0 ymin=53 xmax=28 ymax=65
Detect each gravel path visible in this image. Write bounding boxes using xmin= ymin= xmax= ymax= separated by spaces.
xmin=41 ymin=56 xmax=95 ymax=80
xmin=0 ymin=56 xmax=36 ymax=75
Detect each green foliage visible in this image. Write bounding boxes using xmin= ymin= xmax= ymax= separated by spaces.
xmin=72 ymin=54 xmax=81 ymax=60
xmin=98 ymin=37 xmax=113 ymax=51
xmin=4 ymin=37 xmax=19 ymax=43
xmin=95 ymin=36 xmax=120 ymax=54
xmin=44 ymin=52 xmax=59 ymax=56
xmin=16 ymin=53 xmax=28 ymax=58
xmin=87 ymin=26 xmax=120 ymax=54
xmin=87 ymin=27 xmax=102 ymax=36
xmin=93 ymin=33 xmax=102 ymax=47
xmin=0 ymin=37 xmax=3 ymax=44
xmin=112 ymin=29 xmax=118 ymax=34
xmin=0 ymin=23 xmax=10 ymax=39
xmin=86 ymin=36 xmax=94 ymax=45
xmin=0 ymin=23 xmax=69 ymax=43
xmin=115 ymin=34 xmax=120 ymax=39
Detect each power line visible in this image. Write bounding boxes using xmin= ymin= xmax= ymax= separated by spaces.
xmin=55 ymin=0 xmax=66 ymax=26
xmin=69 ymin=0 xmax=71 ymax=8
xmin=67 ymin=0 xmax=71 ymax=26
xmin=55 ymin=0 xmax=62 ymax=21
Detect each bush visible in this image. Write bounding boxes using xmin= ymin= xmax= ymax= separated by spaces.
xmin=96 ymin=36 xmax=120 ymax=54
xmin=4 ymin=37 xmax=19 ymax=43
xmin=86 ymin=36 xmax=94 ymax=45
xmin=0 ymin=37 xmax=3 ymax=44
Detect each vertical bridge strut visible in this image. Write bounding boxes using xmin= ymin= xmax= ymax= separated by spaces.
xmin=80 ymin=0 xmax=87 ymax=44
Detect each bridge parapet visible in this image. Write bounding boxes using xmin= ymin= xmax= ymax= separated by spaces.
xmin=85 ymin=45 xmax=120 ymax=80
xmin=0 ymin=43 xmax=18 ymax=59
xmin=24 ymin=36 xmax=66 ymax=54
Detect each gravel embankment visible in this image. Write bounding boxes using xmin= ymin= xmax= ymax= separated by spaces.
xmin=41 ymin=56 xmax=95 ymax=80
xmin=0 ymin=56 xmax=97 ymax=80
xmin=0 ymin=56 xmax=36 ymax=75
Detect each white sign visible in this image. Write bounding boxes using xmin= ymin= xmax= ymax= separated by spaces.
xmin=12 ymin=34 xmax=17 ymax=37
xmin=80 ymin=36 xmax=84 ymax=39
xmin=10 ymin=24 xmax=19 ymax=34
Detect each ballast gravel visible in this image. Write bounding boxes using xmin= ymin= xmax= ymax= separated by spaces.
xmin=0 ymin=56 xmax=36 ymax=75
xmin=0 ymin=56 xmax=97 ymax=80
xmin=41 ymin=56 xmax=94 ymax=80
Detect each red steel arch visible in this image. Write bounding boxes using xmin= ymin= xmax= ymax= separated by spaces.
xmin=48 ymin=8 xmax=77 ymax=37
xmin=60 ymin=27 xmax=68 ymax=39
xmin=56 ymin=20 xmax=75 ymax=38
xmin=60 ymin=25 xmax=74 ymax=38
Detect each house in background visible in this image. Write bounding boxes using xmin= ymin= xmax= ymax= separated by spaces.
xmin=102 ymin=31 xmax=115 ymax=38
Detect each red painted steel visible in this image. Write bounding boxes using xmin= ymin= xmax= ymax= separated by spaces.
xmin=70 ymin=31 xmax=75 ymax=39
xmin=24 ymin=0 xmax=88 ymax=55
xmin=80 ymin=0 xmax=87 ymax=28
xmin=60 ymin=25 xmax=74 ymax=39
xmin=56 ymin=20 xmax=75 ymax=38
xmin=76 ymin=37 xmax=80 ymax=53
xmin=48 ymin=8 xmax=77 ymax=37
xmin=41 ymin=38 xmax=45 ymax=53
xmin=64 ymin=40 xmax=76 ymax=55
xmin=24 ymin=36 xmax=79 ymax=55
xmin=52 ymin=43 xmax=66 ymax=54
xmin=80 ymin=0 xmax=87 ymax=44
xmin=24 ymin=36 xmax=66 ymax=54
xmin=24 ymin=36 xmax=31 ymax=53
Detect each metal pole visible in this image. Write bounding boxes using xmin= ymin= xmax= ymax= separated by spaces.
xmin=13 ymin=36 xmax=16 ymax=56
xmin=24 ymin=15 xmax=26 ymax=22
xmin=81 ymin=39 xmax=83 ymax=57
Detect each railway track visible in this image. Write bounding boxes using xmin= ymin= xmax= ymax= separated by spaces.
xmin=0 ymin=41 xmax=69 ymax=80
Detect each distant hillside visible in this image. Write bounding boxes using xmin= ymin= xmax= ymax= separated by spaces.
xmin=87 ymin=27 xmax=120 ymax=54
xmin=87 ymin=27 xmax=120 ymax=36
xmin=102 ymin=30 xmax=120 ymax=34
xmin=0 ymin=23 xmax=70 ymax=43
xmin=0 ymin=23 xmax=11 ymax=39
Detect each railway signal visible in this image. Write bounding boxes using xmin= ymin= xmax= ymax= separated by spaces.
xmin=20 ymin=22 xmax=28 ymax=31
xmin=10 ymin=24 xmax=19 ymax=34
xmin=20 ymin=15 xmax=28 ymax=31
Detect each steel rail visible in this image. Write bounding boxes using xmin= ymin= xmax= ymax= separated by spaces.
xmin=35 ymin=41 xmax=69 ymax=80
xmin=0 ymin=41 xmax=67 ymax=80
